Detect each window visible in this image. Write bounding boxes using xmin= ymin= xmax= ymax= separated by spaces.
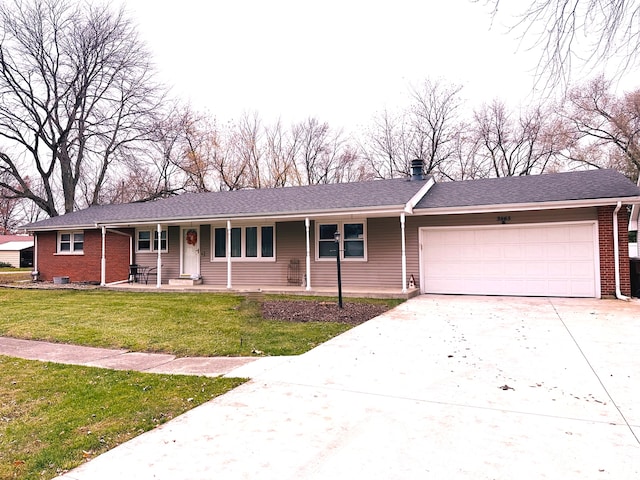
xmin=213 ymin=225 xmax=275 ymax=261
xmin=318 ymin=224 xmax=338 ymax=258
xmin=137 ymin=231 xmax=151 ymax=251
xmin=154 ymin=230 xmax=167 ymax=251
xmin=344 ymin=223 xmax=365 ymax=258
xmin=317 ymin=222 xmax=366 ymax=260
xmin=58 ymin=231 xmax=84 ymax=254
xmin=136 ymin=229 xmax=168 ymax=252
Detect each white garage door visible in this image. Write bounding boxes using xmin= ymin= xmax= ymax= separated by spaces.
xmin=420 ymin=222 xmax=598 ymax=297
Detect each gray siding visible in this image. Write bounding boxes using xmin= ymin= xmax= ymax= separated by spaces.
xmin=134 ymin=226 xmax=181 ymax=282
xmin=130 ymin=207 xmax=597 ymax=289
xmin=406 ymin=207 xmax=598 ymax=288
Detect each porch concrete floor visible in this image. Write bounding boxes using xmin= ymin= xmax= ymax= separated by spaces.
xmin=107 ymin=282 xmax=419 ymax=299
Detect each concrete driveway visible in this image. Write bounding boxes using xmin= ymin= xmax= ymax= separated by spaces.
xmin=57 ymin=295 xmax=640 ymax=479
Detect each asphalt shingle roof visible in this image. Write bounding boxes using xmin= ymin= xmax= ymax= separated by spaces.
xmin=24 ymin=169 xmax=640 ymax=231
xmin=26 ymin=177 xmax=431 ymax=230
xmin=415 ymin=169 xmax=640 ymax=210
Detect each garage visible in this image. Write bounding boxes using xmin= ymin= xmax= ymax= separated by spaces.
xmin=420 ymin=222 xmax=599 ymax=297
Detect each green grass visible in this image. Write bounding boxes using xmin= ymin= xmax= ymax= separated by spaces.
xmin=0 ymin=356 xmax=245 ymax=480
xmin=0 ymin=289 xmax=375 ymax=356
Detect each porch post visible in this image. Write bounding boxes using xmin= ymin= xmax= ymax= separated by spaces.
xmin=305 ymin=217 xmax=311 ymax=290
xmin=100 ymin=226 xmax=106 ymax=286
xmin=400 ymin=213 xmax=407 ymax=293
xmin=226 ymin=220 xmax=232 ymax=289
xmin=156 ymin=223 xmax=162 ymax=288
xmin=33 ymin=233 xmax=38 ymax=274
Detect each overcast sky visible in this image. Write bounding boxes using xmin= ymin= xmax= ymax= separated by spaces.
xmin=118 ymin=0 xmax=623 ymax=130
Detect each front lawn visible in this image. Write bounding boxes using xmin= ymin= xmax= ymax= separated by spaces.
xmin=0 ymin=356 xmax=245 ymax=480
xmin=0 ymin=289 xmax=394 ymax=356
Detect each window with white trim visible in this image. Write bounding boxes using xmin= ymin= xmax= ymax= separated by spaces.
xmin=212 ymin=225 xmax=275 ymax=261
xmin=317 ymin=221 xmax=366 ymax=260
xmin=58 ymin=231 xmax=84 ymax=254
xmin=136 ymin=229 xmax=168 ymax=253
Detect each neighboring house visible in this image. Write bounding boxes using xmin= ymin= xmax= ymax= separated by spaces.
xmin=24 ymin=166 xmax=640 ymax=298
xmin=0 ymin=235 xmax=34 ymax=268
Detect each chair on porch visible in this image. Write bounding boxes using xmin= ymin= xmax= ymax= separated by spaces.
xmin=144 ymin=267 xmax=158 ymax=285
xmin=128 ymin=264 xmax=139 ymax=283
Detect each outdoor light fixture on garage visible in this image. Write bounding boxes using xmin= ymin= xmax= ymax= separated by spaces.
xmin=497 ymin=216 xmax=511 ymax=224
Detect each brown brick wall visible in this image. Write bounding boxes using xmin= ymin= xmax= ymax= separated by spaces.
xmin=36 ymin=229 xmax=132 ymax=283
xmin=597 ymin=206 xmax=631 ymax=297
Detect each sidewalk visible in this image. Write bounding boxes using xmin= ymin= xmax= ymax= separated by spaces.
xmin=0 ymin=336 xmax=290 ymax=377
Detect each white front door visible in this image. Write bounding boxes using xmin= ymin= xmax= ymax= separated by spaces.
xmin=181 ymin=227 xmax=200 ymax=277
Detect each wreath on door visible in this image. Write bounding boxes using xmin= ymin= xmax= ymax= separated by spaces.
xmin=186 ymin=229 xmax=198 ymax=245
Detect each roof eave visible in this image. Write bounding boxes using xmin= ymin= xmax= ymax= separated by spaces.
xmin=414 ymin=196 xmax=640 ymax=216
xmin=100 ymin=205 xmax=409 ymax=227
xmin=27 ymin=205 xmax=411 ymax=231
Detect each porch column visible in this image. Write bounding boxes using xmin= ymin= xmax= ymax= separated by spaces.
xmin=101 ymin=226 xmax=106 ymax=286
xmin=305 ymin=218 xmax=311 ymax=290
xmin=33 ymin=233 xmax=38 ymax=274
xmin=400 ymin=213 xmax=407 ymax=293
xmin=226 ymin=220 xmax=232 ymax=289
xmin=156 ymin=223 xmax=162 ymax=288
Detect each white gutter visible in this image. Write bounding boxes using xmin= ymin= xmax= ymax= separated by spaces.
xmin=613 ymin=201 xmax=630 ymax=301
xmin=404 ymin=177 xmax=435 ymax=214
xmin=85 ymin=206 xmax=410 ymax=232
xmin=413 ymin=196 xmax=640 ymax=216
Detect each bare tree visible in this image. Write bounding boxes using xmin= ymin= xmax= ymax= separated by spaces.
xmin=0 ymin=0 xmax=162 ymax=217
xmin=0 ymin=183 xmax=19 ymax=234
xmin=409 ymin=78 xmax=463 ymax=176
xmin=560 ymin=76 xmax=640 ymax=181
xmin=362 ymin=79 xmax=463 ymax=180
xmin=263 ymin=119 xmax=301 ymax=187
xmin=291 ymin=118 xmax=351 ymax=185
xmin=360 ymin=109 xmax=413 ymax=179
xmin=441 ymin=127 xmax=486 ymax=181
xmin=477 ymin=0 xmax=640 ymax=90
xmin=473 ymin=100 xmax=562 ymax=176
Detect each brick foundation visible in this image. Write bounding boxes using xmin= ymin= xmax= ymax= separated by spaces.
xmin=597 ymin=206 xmax=631 ymax=297
xmin=36 ymin=229 xmax=132 ymax=284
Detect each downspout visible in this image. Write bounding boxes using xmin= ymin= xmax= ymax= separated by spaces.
xmin=305 ymin=218 xmax=311 ymax=291
xmin=101 ymin=226 xmax=106 ymax=286
xmin=400 ymin=213 xmax=407 ymax=293
xmin=613 ymin=202 xmax=629 ymax=301
xmin=226 ymin=220 xmax=232 ymax=289
xmin=156 ymin=224 xmax=162 ymax=288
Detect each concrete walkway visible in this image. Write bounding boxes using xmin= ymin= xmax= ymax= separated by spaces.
xmin=0 ymin=337 xmax=288 ymax=377
xmin=3 ymin=295 xmax=639 ymax=479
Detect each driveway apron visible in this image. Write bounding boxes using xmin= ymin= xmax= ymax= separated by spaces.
xmin=56 ymin=295 xmax=640 ymax=480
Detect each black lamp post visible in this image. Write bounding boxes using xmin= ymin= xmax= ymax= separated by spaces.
xmin=334 ymin=230 xmax=343 ymax=309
